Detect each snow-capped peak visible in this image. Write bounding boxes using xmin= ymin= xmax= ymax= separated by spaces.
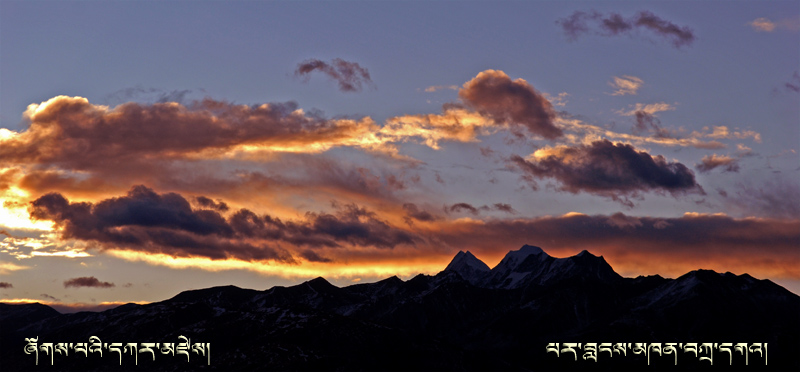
xmin=445 ymin=251 xmax=490 ymax=273
xmin=492 ymin=245 xmax=547 ymax=272
xmin=444 ymin=251 xmax=491 ymax=285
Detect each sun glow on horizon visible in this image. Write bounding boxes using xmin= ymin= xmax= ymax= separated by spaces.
xmin=105 ymin=249 xmax=447 ymax=281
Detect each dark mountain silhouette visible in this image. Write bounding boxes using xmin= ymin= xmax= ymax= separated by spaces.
xmin=2 ymin=245 xmax=798 ymax=371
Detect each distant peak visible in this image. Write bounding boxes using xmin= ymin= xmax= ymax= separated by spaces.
xmin=379 ymin=275 xmax=404 ymax=285
xmin=306 ymin=277 xmax=337 ymax=289
xmin=445 ymin=250 xmax=491 ymax=273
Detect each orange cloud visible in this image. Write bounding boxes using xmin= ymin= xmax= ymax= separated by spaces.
xmin=609 ymin=75 xmax=644 ymax=96
xmin=459 ymin=70 xmax=563 ymax=139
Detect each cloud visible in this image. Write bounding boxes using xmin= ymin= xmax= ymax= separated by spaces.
xmin=558 ymin=10 xmax=696 ymax=48
xmin=64 ymin=276 xmax=115 ymax=288
xmin=491 ymin=203 xmax=517 ymax=214
xmin=736 ymin=144 xmax=754 ymax=156
xmin=40 ymin=294 xmax=60 ymax=301
xmin=29 ymin=186 xmax=418 ymax=263
xmin=0 ymin=95 xmax=418 ymax=205
xmin=0 ymin=96 xmax=393 ymax=172
xmin=609 ymin=75 xmax=644 ymax=96
xmin=444 ymin=202 xmax=517 ymax=215
xmin=560 ymin=113 xmax=760 ymax=151
xmin=721 ymin=178 xmax=800 ymax=219
xmin=424 ymin=85 xmax=458 ymax=92
xmin=402 ymin=203 xmax=438 ymax=222
xmin=696 ymin=154 xmax=740 ymax=173
xmin=557 ymin=116 xmax=721 ymax=150
xmin=383 ymin=106 xmax=496 ymax=150
xmin=750 ymin=17 xmax=776 ymax=32
xmin=458 ymin=70 xmax=563 ymax=139
xmin=195 ymin=196 xmax=229 ymax=212
xmin=617 ymin=102 xmax=676 ymax=116
xmin=699 ymin=125 xmax=762 ymax=143
xmin=749 ymin=16 xmax=800 ymax=32
xmin=387 ymin=72 xmax=575 ymax=149
xmin=299 ymin=249 xmax=332 ymax=263
xmin=786 ymin=71 xmax=800 ymax=94
xmin=0 ymin=262 xmax=30 ymax=275
xmin=445 ymin=202 xmax=480 ymax=215
xmin=542 ymin=92 xmax=570 ymax=107
xmin=0 ymin=282 xmax=12 ymax=288
xmin=509 ymin=140 xmax=702 ymax=206
xmin=294 ymin=58 xmax=374 ymax=92
xmin=632 ymin=111 xmax=673 ymax=138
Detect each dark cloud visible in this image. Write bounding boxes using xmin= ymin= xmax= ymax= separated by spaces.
xmin=30 ymin=186 xmax=417 ymax=262
xmin=786 ymin=71 xmax=800 ymax=93
xmin=696 ymin=154 xmax=740 ymax=173
xmin=509 ymin=140 xmax=702 ymax=206
xmin=558 ymin=10 xmax=596 ymax=41
xmin=298 ymin=204 xmax=417 ymax=249
xmin=459 ymin=70 xmax=563 ymax=140
xmin=294 ymin=58 xmax=374 ymax=92
xmin=634 ymin=11 xmax=696 ymax=47
xmin=229 ymin=204 xmax=418 ymax=249
xmin=602 ymin=13 xmax=634 ymax=35
xmin=479 ymin=146 xmax=495 ymax=157
xmin=491 ymin=203 xmax=517 ymax=214
xmin=445 ymin=202 xmax=480 ymax=215
xmin=64 ymin=276 xmax=115 ymax=288
xmin=633 ymin=111 xmax=672 ymax=138
xmin=30 ymin=186 xmax=291 ymax=261
xmin=195 ymin=196 xmax=229 ymax=212
xmin=402 ymin=203 xmax=438 ymax=222
xmin=444 ymin=202 xmax=517 ymax=215
xmin=558 ymin=10 xmax=696 ymax=48
xmin=0 ymin=282 xmax=12 ymax=288
xmin=299 ymin=249 xmax=332 ymax=263
xmin=40 ymin=293 xmax=60 ymax=301
xmin=385 ymin=174 xmax=407 ymax=191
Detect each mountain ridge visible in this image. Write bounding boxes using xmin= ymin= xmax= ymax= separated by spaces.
xmin=2 ymin=245 xmax=798 ymax=371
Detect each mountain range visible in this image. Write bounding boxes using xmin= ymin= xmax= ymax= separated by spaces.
xmin=2 ymin=245 xmax=799 ymax=371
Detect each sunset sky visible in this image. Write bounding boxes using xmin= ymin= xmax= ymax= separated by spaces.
xmin=1 ymin=1 xmax=798 ymax=312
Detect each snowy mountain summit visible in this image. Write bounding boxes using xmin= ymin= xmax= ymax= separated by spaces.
xmin=444 ymin=244 xmax=620 ymax=289
xmin=444 ymin=250 xmax=491 ymax=285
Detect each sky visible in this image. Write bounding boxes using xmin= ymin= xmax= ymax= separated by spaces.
xmin=0 ymin=0 xmax=798 ymax=312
